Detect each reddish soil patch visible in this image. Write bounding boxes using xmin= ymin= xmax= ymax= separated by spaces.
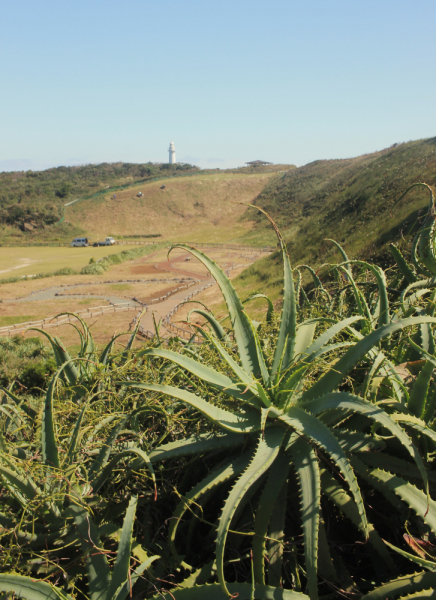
xmin=154 ymin=254 xmax=209 ymax=280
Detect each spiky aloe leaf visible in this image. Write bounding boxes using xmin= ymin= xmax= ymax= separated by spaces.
xmin=317 ymin=517 xmax=339 ymax=583
xmin=243 ymin=293 xmax=274 ymax=323
xmin=392 ymin=182 xmax=436 ymax=271
xmin=301 ymin=315 xmax=365 ymax=363
xmin=71 ymin=503 xmax=111 ymax=600
xmin=362 ymin=571 xmax=436 ymax=599
xmin=53 ymin=312 xmax=95 ymax=356
xmin=27 ymin=328 xmax=79 ymax=386
xmin=336 ymin=263 xmax=372 ymax=323
xmin=393 ymin=414 xmax=436 ymax=447
xmin=0 ymin=404 xmax=21 ymax=431
xmin=268 ymin=476 xmax=287 ymax=587
xmin=122 ymin=383 xmax=260 ymax=433
xmin=362 ymin=352 xmax=386 ymax=399
xmin=408 ymin=360 xmax=434 ymax=418
xmin=340 ymin=260 xmax=390 ymax=328
xmin=169 ymin=243 xmax=262 ymax=377
xmin=154 ymin=582 xmax=308 ymax=599
xmin=320 ymin=469 xmax=395 ymax=573
xmin=296 ymin=264 xmax=331 ymax=301
xmin=216 ymin=427 xmax=286 ymax=596
xmin=326 ymin=239 xmax=351 ymax=273
xmin=352 ymin=459 xmax=436 ymax=532
xmin=137 ymin=347 xmax=262 ymax=408
xmin=301 ymin=317 xmax=436 ymax=402
xmin=148 ymin=432 xmax=244 ymax=462
xmin=335 ymin=430 xmax=385 ymax=453
xmin=124 ymin=307 xmax=147 ymax=354
xmin=42 ymin=371 xmax=61 ymax=470
xmin=358 ymin=451 xmax=436 ymax=484
xmin=169 ymin=452 xmax=251 ymax=568
xmin=100 ymin=332 xmax=127 ymax=365
xmin=274 ymin=405 xmax=367 ymax=537
xmin=198 ymin=327 xmax=271 ymax=407
xmin=0 ymin=575 xmax=74 ymax=599
xmin=187 ymin=308 xmax=229 ymax=341
xmin=389 ymin=244 xmax=418 ymax=284
xmin=287 ymin=436 xmax=320 ymax=599
xmin=65 ymin=398 xmax=91 ymax=467
xmin=252 ymin=451 xmax=290 ymax=585
xmin=384 ymin=540 xmax=436 ymax=572
xmin=253 ymin=208 xmax=297 ymax=377
xmin=87 ymin=415 xmax=129 ymax=480
xmin=418 ymin=215 xmax=436 ymax=276
xmin=112 ymin=555 xmax=160 ymax=600
xmin=0 ymin=464 xmax=40 ymax=506
xmin=107 ymin=496 xmax=137 ymax=600
xmin=301 ymin=392 xmax=428 ymax=492
xmin=0 ymin=386 xmax=37 ymax=419
xmin=278 ymin=365 xmax=307 ymax=409
xmin=293 ymin=322 xmax=317 ymax=360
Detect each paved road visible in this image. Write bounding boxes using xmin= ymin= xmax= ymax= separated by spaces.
xmin=12 ymin=286 xmax=139 ymax=307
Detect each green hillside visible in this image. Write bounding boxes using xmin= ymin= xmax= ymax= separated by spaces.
xmin=237 ymin=136 xmax=436 ymax=300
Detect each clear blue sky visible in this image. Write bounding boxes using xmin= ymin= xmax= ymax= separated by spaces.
xmin=1 ymin=0 xmax=435 ymax=172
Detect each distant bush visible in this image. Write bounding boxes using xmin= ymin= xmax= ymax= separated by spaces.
xmin=19 ymin=358 xmax=57 ymax=390
xmin=80 ymin=245 xmax=160 ymax=275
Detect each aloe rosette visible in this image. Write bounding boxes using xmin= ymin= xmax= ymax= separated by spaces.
xmin=122 ymin=209 xmax=436 ymax=599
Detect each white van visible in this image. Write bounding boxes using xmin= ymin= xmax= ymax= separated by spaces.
xmin=71 ymin=237 xmax=89 ymax=247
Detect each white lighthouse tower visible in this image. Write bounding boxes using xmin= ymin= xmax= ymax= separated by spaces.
xmin=168 ymin=141 xmax=176 ymax=164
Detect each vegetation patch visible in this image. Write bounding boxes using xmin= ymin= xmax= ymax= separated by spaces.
xmin=0 ymin=315 xmax=39 ymax=327
xmin=3 ymin=194 xmax=436 ymax=598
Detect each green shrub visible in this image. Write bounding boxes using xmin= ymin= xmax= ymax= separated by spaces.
xmin=19 ymin=357 xmax=56 ymax=389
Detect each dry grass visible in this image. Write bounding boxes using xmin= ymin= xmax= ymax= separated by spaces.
xmin=0 ymin=298 xmax=112 ymax=326
xmin=66 ymin=173 xmax=274 ymax=241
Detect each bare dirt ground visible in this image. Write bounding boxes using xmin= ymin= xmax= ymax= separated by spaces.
xmin=2 ymin=246 xmax=262 ymax=349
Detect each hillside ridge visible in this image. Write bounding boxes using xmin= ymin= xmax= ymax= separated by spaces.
xmin=234 ymin=136 xmax=436 ymax=301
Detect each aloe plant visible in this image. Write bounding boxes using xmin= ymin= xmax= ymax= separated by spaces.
xmin=122 ymin=209 xmax=436 ymax=599
xmin=0 ymin=496 xmax=159 ymax=600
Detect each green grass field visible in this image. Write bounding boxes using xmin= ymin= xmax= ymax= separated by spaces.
xmin=0 ymin=244 xmax=125 ymax=277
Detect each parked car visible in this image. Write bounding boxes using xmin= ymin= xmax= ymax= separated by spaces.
xmin=71 ymin=237 xmax=89 ymax=247
xmin=93 ymin=237 xmax=115 ymax=247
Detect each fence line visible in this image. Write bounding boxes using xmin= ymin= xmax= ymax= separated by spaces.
xmin=0 ymin=303 xmax=138 ymax=336
xmin=1 ymin=257 xmax=258 ymax=339
xmin=0 ymin=279 xmax=203 ymax=337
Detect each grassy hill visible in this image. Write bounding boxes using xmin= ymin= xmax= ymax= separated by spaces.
xmin=64 ymin=171 xmax=284 ymax=243
xmin=234 ymin=136 xmax=436 ymax=301
xmin=0 ymin=161 xmax=200 ymax=242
